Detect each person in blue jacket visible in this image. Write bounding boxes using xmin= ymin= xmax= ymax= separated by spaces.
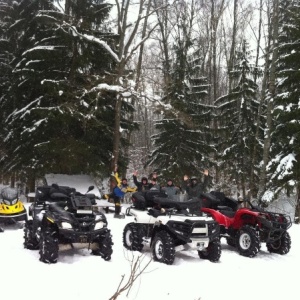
xmin=108 ymin=180 xmax=126 ymax=218
xmin=106 ymin=165 xmax=137 ymax=217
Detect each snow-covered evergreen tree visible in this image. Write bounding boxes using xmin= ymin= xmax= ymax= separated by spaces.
xmin=0 ymin=0 xmax=118 ymax=179
xmin=215 ymin=40 xmax=261 ymax=197
xmin=266 ymin=0 xmax=300 ymax=207
xmin=147 ymin=38 xmax=213 ymax=182
xmin=0 ymin=0 xmax=14 ymax=138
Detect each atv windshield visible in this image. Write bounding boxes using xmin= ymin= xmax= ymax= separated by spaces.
xmin=1 ymin=187 xmax=18 ymax=205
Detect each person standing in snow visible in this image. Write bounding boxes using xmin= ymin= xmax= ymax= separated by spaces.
xmin=114 ymin=166 xmax=136 ymax=203
xmin=161 ymin=179 xmax=180 ymax=200
xmin=181 ymin=170 xmax=209 ymax=204
xmin=113 ymin=166 xmax=136 ymax=198
xmin=149 ymin=176 xmax=160 ymax=190
xmin=104 ymin=165 xmax=137 ymax=218
xmin=107 ymin=180 xmax=124 ymax=218
xmin=133 ymin=171 xmax=152 ymax=192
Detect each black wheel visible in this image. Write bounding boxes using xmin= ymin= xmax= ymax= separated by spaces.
xmin=92 ymin=230 xmax=113 ymax=261
xmin=151 ymin=231 xmax=175 ymax=265
xmin=123 ymin=223 xmax=144 ymax=252
xmin=23 ymin=220 xmax=39 ymax=250
xmin=39 ymin=227 xmax=59 ymax=264
xmin=236 ymin=225 xmax=259 ymax=258
xmin=198 ymin=239 xmax=221 ymax=262
xmin=266 ymin=231 xmax=291 ymax=255
xmin=226 ymin=237 xmax=236 ymax=248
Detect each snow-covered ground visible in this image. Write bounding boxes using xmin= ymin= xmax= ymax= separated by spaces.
xmin=0 ymin=199 xmax=299 ymax=300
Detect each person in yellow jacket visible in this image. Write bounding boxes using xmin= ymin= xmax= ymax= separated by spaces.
xmin=114 ymin=174 xmax=137 ymax=194
xmin=104 ymin=165 xmax=137 ymax=218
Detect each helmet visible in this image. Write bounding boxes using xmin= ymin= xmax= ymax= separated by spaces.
xmin=190 ymin=176 xmax=197 ymax=181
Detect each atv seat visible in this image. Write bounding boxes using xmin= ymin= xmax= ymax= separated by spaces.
xmin=217 ymin=205 xmax=233 ymax=211
xmin=218 ymin=209 xmax=236 ymax=218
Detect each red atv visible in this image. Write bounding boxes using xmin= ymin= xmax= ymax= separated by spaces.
xmin=200 ymin=191 xmax=292 ymax=258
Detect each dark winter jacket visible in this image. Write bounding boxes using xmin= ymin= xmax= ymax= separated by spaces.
xmin=161 ymin=184 xmax=180 ymax=200
xmin=133 ymin=175 xmax=151 ymax=192
xmin=182 ymin=176 xmax=209 ymax=200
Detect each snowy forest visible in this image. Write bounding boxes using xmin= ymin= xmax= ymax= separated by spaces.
xmin=0 ymin=0 xmax=300 ymax=220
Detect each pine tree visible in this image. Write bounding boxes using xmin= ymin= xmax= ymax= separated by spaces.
xmin=267 ymin=0 xmax=300 ymax=200
xmin=0 ymin=0 xmax=118 ymax=179
xmin=215 ymin=40 xmax=261 ymax=197
xmin=147 ymin=41 xmax=213 ymax=181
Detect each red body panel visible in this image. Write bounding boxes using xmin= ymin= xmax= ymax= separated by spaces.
xmin=202 ymin=207 xmax=260 ymax=229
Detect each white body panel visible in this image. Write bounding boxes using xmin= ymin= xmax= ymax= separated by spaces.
xmin=129 ymin=208 xmax=213 ymax=250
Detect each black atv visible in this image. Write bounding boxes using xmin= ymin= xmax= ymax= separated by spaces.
xmin=123 ymin=190 xmax=221 ymax=265
xmin=23 ymin=184 xmax=113 ymax=263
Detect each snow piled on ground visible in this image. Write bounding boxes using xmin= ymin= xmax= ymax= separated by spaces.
xmin=0 ymin=199 xmax=299 ymax=300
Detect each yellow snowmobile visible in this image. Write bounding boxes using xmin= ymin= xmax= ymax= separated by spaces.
xmin=0 ymin=187 xmax=27 ymax=232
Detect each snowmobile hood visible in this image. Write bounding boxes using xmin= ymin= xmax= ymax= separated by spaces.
xmin=0 ymin=200 xmax=27 ymax=216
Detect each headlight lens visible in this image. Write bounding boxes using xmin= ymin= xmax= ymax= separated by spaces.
xmin=95 ymin=222 xmax=104 ymax=230
xmin=61 ymin=222 xmax=73 ymax=229
xmin=95 ymin=214 xmax=106 ymax=222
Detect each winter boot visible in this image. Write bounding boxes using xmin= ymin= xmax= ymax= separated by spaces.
xmin=114 ymin=203 xmax=125 ymax=219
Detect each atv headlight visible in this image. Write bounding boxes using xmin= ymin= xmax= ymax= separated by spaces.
xmin=95 ymin=214 xmax=106 ymax=222
xmin=3 ymin=199 xmax=10 ymax=205
xmin=95 ymin=222 xmax=104 ymax=230
xmin=61 ymin=222 xmax=73 ymax=229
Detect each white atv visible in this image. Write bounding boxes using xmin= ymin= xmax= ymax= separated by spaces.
xmin=123 ymin=190 xmax=221 ymax=265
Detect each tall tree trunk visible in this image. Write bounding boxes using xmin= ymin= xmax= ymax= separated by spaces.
xmin=294 ymin=184 xmax=300 ymax=223
xmin=249 ymin=0 xmax=264 ymax=199
xmin=10 ymin=173 xmax=15 ymax=188
xmin=209 ymin=0 xmax=226 ymax=184
xmin=258 ymin=0 xmax=279 ymax=202
xmin=254 ymin=0 xmax=263 ymax=84
xmin=123 ymin=0 xmax=152 ymax=173
xmin=228 ymin=0 xmax=238 ymax=92
xmin=209 ymin=0 xmax=225 ymax=103
xmin=111 ymin=0 xmax=143 ymax=171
